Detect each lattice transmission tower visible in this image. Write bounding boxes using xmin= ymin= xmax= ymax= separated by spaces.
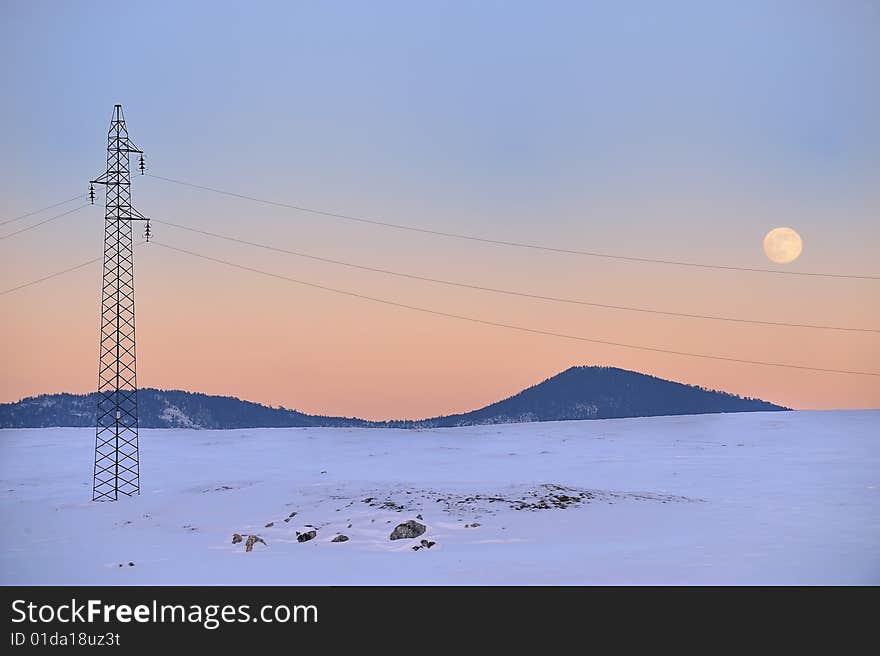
xmin=89 ymin=104 xmax=151 ymax=502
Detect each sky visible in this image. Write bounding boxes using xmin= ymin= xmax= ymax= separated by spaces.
xmin=1 ymin=0 xmax=878 ymax=419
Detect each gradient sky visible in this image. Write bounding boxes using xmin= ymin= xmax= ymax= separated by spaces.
xmin=1 ymin=0 xmax=878 ymax=419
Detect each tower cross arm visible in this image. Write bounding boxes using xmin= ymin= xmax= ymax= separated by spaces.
xmin=128 ymin=207 xmax=149 ymax=222
xmin=117 ymin=140 xmax=143 ymax=155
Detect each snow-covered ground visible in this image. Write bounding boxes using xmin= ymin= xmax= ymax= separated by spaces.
xmin=1 ymin=410 xmax=877 ymax=585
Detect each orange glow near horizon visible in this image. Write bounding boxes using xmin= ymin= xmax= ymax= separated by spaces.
xmin=2 ymin=205 xmax=878 ymax=420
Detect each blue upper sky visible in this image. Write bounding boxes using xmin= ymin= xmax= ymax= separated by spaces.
xmin=3 ymin=0 xmax=877 ymax=250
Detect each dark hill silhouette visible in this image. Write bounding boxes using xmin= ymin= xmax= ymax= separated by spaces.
xmin=414 ymin=366 xmax=785 ymax=427
xmin=0 ymin=366 xmax=786 ymax=429
xmin=0 ymin=389 xmax=371 ymax=429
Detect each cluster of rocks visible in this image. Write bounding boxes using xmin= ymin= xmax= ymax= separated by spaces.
xmin=510 ymin=486 xmax=594 ymax=511
xmin=428 ymin=484 xmax=597 ymax=514
xmin=351 ymin=483 xmax=599 ymax=520
xmin=223 ymin=482 xmax=701 ymax=559
xmin=231 ymin=493 xmax=482 ymax=554
xmin=233 ymin=525 xmax=354 ymax=550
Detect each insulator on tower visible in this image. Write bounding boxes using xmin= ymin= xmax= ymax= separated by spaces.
xmin=89 ymin=183 xmax=95 ymax=204
xmin=138 ymin=154 xmax=145 ymax=175
xmin=144 ymin=221 xmax=152 ymax=242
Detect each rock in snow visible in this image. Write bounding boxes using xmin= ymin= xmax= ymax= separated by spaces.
xmin=331 ymin=534 xmax=349 ymax=543
xmin=297 ymin=530 xmax=317 ymax=543
xmin=245 ymin=535 xmax=266 ymax=552
xmin=390 ymin=520 xmax=426 ymax=540
xmin=231 ymin=533 xmax=243 ymax=544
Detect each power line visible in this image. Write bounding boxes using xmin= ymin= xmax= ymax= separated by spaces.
xmin=0 ymin=195 xmax=83 ymax=227
xmin=0 ymin=255 xmax=101 ymax=295
xmin=3 ymin=214 xmax=874 ymax=338
xmin=0 ymin=242 xmax=146 ymax=296
xmin=152 ymin=216 xmax=879 ymax=334
xmin=0 ymin=204 xmax=90 ymax=240
xmin=145 ymin=173 xmax=880 ymax=281
xmin=149 ymin=239 xmax=880 ymax=378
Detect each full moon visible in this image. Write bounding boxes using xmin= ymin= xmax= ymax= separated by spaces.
xmin=763 ymin=227 xmax=803 ymax=264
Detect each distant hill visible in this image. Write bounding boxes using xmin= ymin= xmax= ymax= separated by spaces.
xmin=0 ymin=366 xmax=786 ymax=429
xmin=415 ymin=366 xmax=786 ymax=427
xmin=0 ymin=389 xmax=372 ymax=430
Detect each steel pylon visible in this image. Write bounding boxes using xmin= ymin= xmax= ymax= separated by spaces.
xmin=89 ymin=105 xmax=150 ymax=502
